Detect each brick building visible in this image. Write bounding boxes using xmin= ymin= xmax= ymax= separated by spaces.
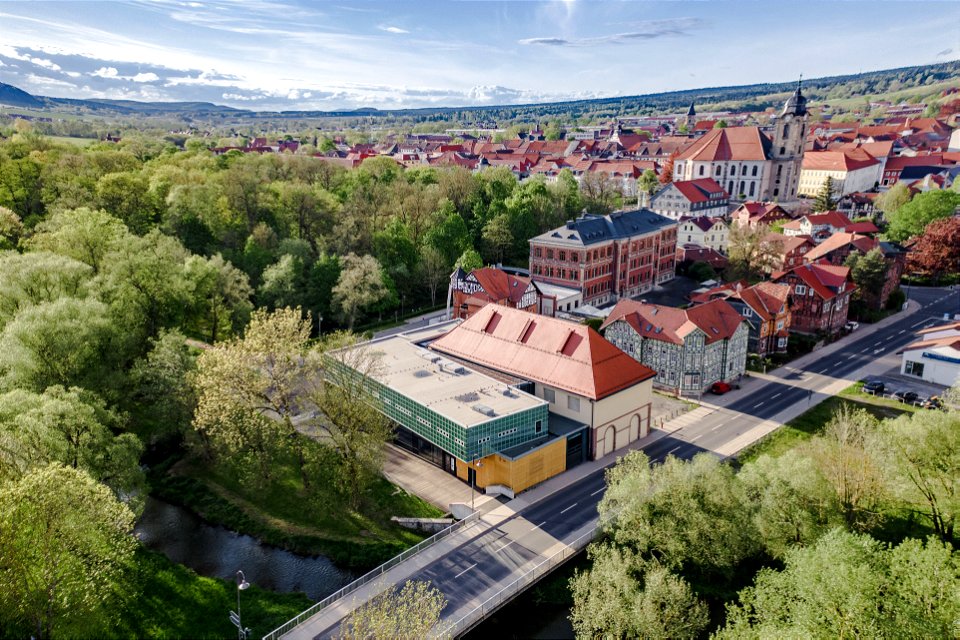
xmin=801 ymin=233 xmax=906 ymax=309
xmin=529 ymin=209 xmax=678 ymax=307
xmin=771 ymin=263 xmax=855 ymax=336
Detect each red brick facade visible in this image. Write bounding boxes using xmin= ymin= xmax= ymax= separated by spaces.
xmin=772 ymin=263 xmax=855 ymax=336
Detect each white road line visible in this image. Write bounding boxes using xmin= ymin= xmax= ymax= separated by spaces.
xmin=454 ymin=563 xmax=478 ymax=579
xmin=911 ymin=319 xmax=931 ymax=328
xmin=710 ymin=422 xmax=725 ymax=431
xmin=898 ymin=330 xmax=906 ymax=334
xmin=497 ymin=540 xmax=517 ymax=553
xmin=560 ymin=503 xmax=578 ymax=514
xmin=666 ymin=444 xmax=683 ymax=455
xmin=590 ymin=487 xmax=605 ymax=497
xmin=537 ymin=521 xmax=547 ymax=528
xmin=873 ymin=341 xmax=883 ymax=347
xmin=771 ymin=392 xmax=782 ymax=399
xmin=753 ymin=401 xmax=764 ymax=408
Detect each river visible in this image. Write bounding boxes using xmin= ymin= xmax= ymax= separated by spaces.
xmin=135 ymin=496 xmax=359 ymax=601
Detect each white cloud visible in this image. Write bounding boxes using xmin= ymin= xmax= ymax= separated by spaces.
xmin=92 ymin=66 xmax=119 ymax=78
xmin=379 ymin=25 xmax=408 ymax=34
xmin=520 ymin=17 xmax=703 ymax=47
xmin=131 ymin=72 xmax=160 ymax=82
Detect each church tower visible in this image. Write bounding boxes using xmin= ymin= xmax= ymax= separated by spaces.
xmin=767 ymin=79 xmax=808 ymax=201
xmin=685 ymin=101 xmax=696 ymax=131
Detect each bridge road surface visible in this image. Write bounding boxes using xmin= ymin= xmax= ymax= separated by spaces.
xmin=285 ymin=286 xmax=958 ymax=640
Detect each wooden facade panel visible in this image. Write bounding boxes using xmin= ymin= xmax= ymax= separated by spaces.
xmin=475 ymin=438 xmax=567 ymax=494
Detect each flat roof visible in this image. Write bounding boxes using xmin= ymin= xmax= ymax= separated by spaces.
xmin=363 ymin=335 xmax=547 ymax=428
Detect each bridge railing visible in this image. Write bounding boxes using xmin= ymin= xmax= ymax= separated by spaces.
xmin=436 ymin=522 xmax=600 ymax=638
xmin=261 ymin=511 xmax=480 ymax=640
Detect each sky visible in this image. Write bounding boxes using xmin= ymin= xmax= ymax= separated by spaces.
xmin=0 ymin=0 xmax=958 ymax=112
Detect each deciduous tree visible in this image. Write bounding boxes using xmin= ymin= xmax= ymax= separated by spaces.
xmin=332 ymin=253 xmax=391 ymax=330
xmin=28 ymin=207 xmax=129 ymax=274
xmin=0 ymin=464 xmax=137 ymax=640
xmin=905 ymin=216 xmax=960 ymax=282
xmin=339 ymin=580 xmax=447 ymax=640
xmin=886 ymin=189 xmax=960 ymax=242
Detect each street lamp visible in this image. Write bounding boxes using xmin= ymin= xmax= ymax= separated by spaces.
xmin=230 ymin=570 xmax=251 ymax=640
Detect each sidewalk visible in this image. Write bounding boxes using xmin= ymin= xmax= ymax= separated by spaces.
xmin=381 ymin=444 xmax=496 ymax=513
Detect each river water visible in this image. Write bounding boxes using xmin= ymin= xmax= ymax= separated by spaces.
xmin=135 ymin=496 xmax=359 ymax=601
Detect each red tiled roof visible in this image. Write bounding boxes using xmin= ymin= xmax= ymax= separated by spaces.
xmin=772 ymin=262 xmax=854 ymax=301
xmin=469 ymin=267 xmax=534 ymax=305
xmin=884 ymin=154 xmax=944 ymax=172
xmin=600 ymin=298 xmax=746 ymax=346
xmin=802 ymin=232 xmax=878 ymax=262
xmin=802 ymin=149 xmax=879 ymax=172
xmin=736 ymin=281 xmax=791 ymax=321
xmin=672 ymin=178 xmax=727 ymax=203
xmin=680 ymin=215 xmax=725 ymax=232
xmin=844 ymin=221 xmax=880 ymax=234
xmin=677 ymin=244 xmax=729 ymax=269
xmin=676 ymin=126 xmax=771 ymax=162
xmin=430 ymin=305 xmax=655 ymax=400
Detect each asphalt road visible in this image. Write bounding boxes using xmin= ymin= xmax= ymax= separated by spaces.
xmin=305 ymin=286 xmax=959 ymax=639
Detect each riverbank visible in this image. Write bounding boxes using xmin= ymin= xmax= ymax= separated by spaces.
xmin=112 ymin=547 xmax=312 ymax=640
xmin=150 ymin=449 xmax=444 ymax=570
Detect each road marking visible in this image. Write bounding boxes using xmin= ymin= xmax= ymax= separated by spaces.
xmin=537 ymin=521 xmax=547 ymax=528
xmin=911 ymin=319 xmax=931 ymax=328
xmin=590 ymin=487 xmax=605 ymax=497
xmin=819 ymin=368 xmax=829 ymax=374
xmin=898 ymin=330 xmax=906 ymax=334
xmin=560 ymin=503 xmax=578 ymax=514
xmin=873 ymin=341 xmax=883 ymax=347
xmin=498 ymin=539 xmax=517 ymax=553
xmin=873 ymin=348 xmax=884 ymax=354
xmin=847 ymin=353 xmax=857 ymax=359
xmin=753 ymin=401 xmax=764 ymax=408
xmin=710 ymin=422 xmax=725 ymax=431
xmin=771 ymin=392 xmax=781 ymax=399
xmin=666 ymin=444 xmax=683 ymax=455
xmin=454 ymin=563 xmax=477 ymax=579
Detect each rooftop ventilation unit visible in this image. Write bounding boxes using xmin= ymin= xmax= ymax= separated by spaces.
xmin=456 ymin=392 xmax=480 ymax=403
xmin=418 ymin=351 xmax=441 ymax=363
xmin=473 ymin=404 xmax=497 ymax=417
xmin=413 ymin=369 xmax=432 ymax=378
xmin=502 ymin=388 xmax=516 ymax=398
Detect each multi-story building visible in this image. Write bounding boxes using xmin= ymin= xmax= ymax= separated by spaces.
xmin=448 ymin=266 xmax=543 ymax=320
xmin=529 ymin=209 xmax=678 ymax=307
xmin=767 ymin=233 xmax=816 ymax=272
xmin=782 ymin=210 xmax=854 ymax=243
xmin=678 ymin=216 xmax=729 ymax=254
xmin=600 ymin=299 xmax=749 ymax=395
xmin=649 ymin=178 xmax=729 ymax=220
xmin=730 ymin=201 xmax=791 ymax=229
xmin=672 ymin=82 xmax=809 ymax=201
xmin=431 ymin=305 xmax=657 ymax=462
xmin=691 ymin=281 xmax=792 ymax=355
xmin=798 ymin=149 xmax=882 ymax=198
xmin=802 ymin=233 xmax=907 ymax=309
xmin=771 ymin=263 xmax=855 ymax=336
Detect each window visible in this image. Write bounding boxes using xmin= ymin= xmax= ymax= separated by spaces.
xmin=752 ymin=165 xmax=758 ymax=177
xmin=904 ymin=361 xmax=925 ymax=377
xmin=743 ymin=307 xmax=753 ymax=317
xmin=543 ymin=388 xmax=556 ymax=403
xmin=699 ymin=165 xmax=705 ymax=176
xmin=730 ymin=165 xmax=736 ymax=176
xmin=795 ymin=284 xmax=806 ymax=295
xmin=547 ymin=249 xmax=554 ymax=259
xmin=535 ymin=420 xmax=543 ymax=434
xmin=567 ymin=395 xmax=581 ymax=412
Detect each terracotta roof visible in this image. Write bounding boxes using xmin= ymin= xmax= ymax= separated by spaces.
xmin=844 ymin=221 xmax=880 ymax=234
xmin=735 ymin=282 xmax=791 ymax=321
xmin=917 ymin=321 xmax=960 ymax=335
xmin=802 ymin=149 xmax=879 ymax=172
xmin=836 ymin=140 xmax=894 ymax=159
xmin=803 ymin=232 xmax=878 ymax=262
xmin=671 ymin=178 xmax=727 ymax=203
xmin=676 ymin=244 xmax=729 ymax=269
xmin=676 ymin=126 xmax=771 ymax=162
xmin=772 ymin=263 xmax=854 ymax=301
xmin=430 ymin=305 xmax=655 ymax=400
xmin=767 ymin=233 xmax=815 ymax=253
xmin=600 ymin=298 xmax=746 ymax=346
xmin=901 ymin=335 xmax=960 ymax=352
xmin=884 ymin=154 xmax=944 ymax=172
xmin=468 ymin=267 xmax=535 ymax=305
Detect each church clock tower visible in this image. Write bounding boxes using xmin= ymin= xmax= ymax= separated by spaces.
xmin=767 ymin=79 xmax=808 ymax=201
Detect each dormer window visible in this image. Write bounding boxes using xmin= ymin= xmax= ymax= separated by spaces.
xmin=795 ymin=284 xmax=806 ymax=295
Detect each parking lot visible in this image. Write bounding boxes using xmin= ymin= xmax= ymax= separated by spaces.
xmin=861 ymin=368 xmax=949 ymax=404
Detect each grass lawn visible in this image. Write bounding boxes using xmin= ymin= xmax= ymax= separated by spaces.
xmin=112 ymin=547 xmax=311 ymax=640
xmin=736 ymin=382 xmax=922 ymax=464
xmin=152 ymin=448 xmax=444 ymax=570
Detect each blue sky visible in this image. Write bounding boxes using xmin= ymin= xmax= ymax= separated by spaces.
xmin=0 ymin=1 xmax=957 ymax=111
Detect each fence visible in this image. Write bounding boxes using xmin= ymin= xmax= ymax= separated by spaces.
xmin=436 ymin=523 xmax=601 ymax=638
xmin=654 ymin=406 xmax=690 ymax=429
xmin=261 ymin=511 xmax=480 ymax=640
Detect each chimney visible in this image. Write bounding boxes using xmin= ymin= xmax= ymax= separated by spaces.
xmin=565 ymin=220 xmax=575 ymax=229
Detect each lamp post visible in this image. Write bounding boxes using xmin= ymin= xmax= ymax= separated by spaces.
xmin=318 ymin=313 xmax=323 ymax=336
xmin=231 ymin=570 xmax=251 ymax=640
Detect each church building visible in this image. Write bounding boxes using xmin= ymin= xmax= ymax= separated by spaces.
xmin=673 ymin=82 xmax=809 ymax=202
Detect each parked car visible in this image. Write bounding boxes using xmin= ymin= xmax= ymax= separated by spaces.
xmin=710 ymin=381 xmax=732 ymax=395
xmin=893 ymin=390 xmax=919 ymax=404
xmin=862 ymin=380 xmax=885 ymax=395
xmin=845 ymin=321 xmax=860 ymax=332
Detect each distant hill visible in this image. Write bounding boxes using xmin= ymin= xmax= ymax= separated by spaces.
xmin=2 ymin=59 xmax=959 ymax=121
xmin=0 ymin=82 xmax=43 ymax=108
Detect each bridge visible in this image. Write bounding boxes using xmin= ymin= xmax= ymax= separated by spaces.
xmin=264 ymin=288 xmax=956 ymax=640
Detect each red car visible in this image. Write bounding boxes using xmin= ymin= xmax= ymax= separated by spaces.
xmin=710 ymin=381 xmax=732 ymax=395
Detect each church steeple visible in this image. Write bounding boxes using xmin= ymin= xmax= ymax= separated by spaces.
xmin=685 ymin=101 xmax=696 ymax=130
xmin=782 ymin=75 xmax=807 ymax=117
